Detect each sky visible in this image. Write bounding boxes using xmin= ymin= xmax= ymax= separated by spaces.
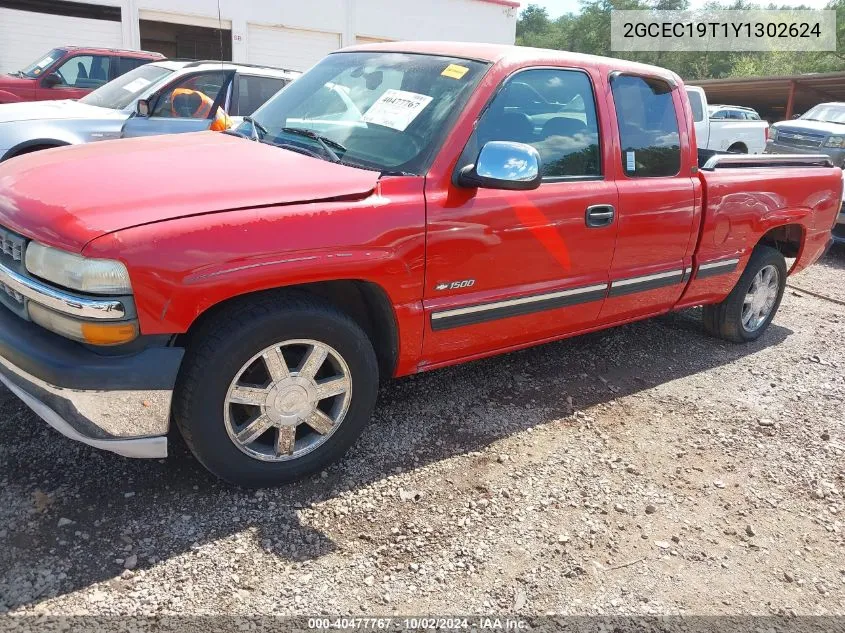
xmin=532 ymin=0 xmax=830 ymax=17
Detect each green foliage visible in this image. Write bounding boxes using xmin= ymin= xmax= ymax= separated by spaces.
xmin=516 ymin=0 xmax=845 ymax=79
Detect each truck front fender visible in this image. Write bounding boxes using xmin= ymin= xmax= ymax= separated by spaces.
xmin=83 ymin=178 xmax=428 ymax=375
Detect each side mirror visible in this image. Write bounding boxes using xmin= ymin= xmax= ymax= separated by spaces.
xmin=136 ymin=98 xmax=151 ymax=117
xmin=458 ymin=141 xmax=542 ymax=191
xmin=42 ymin=73 xmax=61 ymax=88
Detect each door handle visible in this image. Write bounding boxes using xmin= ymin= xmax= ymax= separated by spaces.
xmin=585 ymin=204 xmax=615 ymax=228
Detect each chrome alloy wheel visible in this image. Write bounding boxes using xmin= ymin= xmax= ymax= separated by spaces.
xmin=741 ymin=264 xmax=780 ymax=332
xmin=223 ymin=339 xmax=352 ymax=462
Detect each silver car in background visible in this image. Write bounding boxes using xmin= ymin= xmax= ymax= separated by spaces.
xmin=0 ymin=61 xmax=182 ymax=161
xmin=121 ymin=62 xmax=299 ymax=138
xmin=0 ymin=61 xmax=298 ymax=161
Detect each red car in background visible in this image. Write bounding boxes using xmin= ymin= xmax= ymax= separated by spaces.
xmin=0 ymin=46 xmax=165 ymax=104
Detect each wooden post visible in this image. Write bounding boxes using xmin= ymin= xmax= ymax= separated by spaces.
xmin=785 ymin=80 xmax=796 ymax=119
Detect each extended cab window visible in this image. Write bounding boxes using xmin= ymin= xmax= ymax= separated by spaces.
xmin=465 ymin=68 xmax=601 ymax=180
xmin=611 ymin=74 xmax=680 ymax=178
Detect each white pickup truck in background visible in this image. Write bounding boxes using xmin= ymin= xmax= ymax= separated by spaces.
xmin=686 ymin=85 xmax=769 ymax=154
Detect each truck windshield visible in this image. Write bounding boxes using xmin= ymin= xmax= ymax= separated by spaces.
xmin=17 ymin=48 xmax=66 ymax=78
xmin=241 ymin=52 xmax=489 ymax=174
xmin=800 ymin=104 xmax=845 ymax=124
xmin=80 ymin=64 xmax=174 ymax=110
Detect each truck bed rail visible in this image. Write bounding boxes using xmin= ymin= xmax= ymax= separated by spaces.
xmin=700 ymin=153 xmax=834 ymax=171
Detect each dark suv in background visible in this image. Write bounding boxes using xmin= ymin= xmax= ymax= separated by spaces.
xmin=765 ymin=102 xmax=845 ymax=243
xmin=0 ymin=46 xmax=164 ymax=104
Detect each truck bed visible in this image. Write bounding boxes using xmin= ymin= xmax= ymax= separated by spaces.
xmin=680 ymin=154 xmax=841 ymax=307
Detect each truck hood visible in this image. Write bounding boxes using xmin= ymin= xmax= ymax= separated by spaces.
xmin=0 ymin=99 xmax=115 ymax=123
xmin=0 ymin=132 xmax=381 ymax=252
xmin=773 ymin=119 xmax=845 ymax=135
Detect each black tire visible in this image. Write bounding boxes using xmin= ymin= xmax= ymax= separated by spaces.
xmin=173 ymin=292 xmax=379 ymax=487
xmin=702 ymin=245 xmax=786 ymax=343
xmin=727 ymin=143 xmax=748 ymax=154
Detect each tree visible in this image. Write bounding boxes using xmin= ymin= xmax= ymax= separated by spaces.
xmin=516 ymin=1 xmax=845 ymax=79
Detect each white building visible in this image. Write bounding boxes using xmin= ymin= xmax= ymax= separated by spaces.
xmin=0 ymin=0 xmax=519 ymax=75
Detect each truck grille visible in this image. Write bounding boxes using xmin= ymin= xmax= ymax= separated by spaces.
xmin=0 ymin=225 xmax=24 ymax=263
xmin=776 ymin=128 xmax=825 ymax=149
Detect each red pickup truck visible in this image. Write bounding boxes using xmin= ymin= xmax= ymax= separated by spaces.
xmin=0 ymin=46 xmax=164 ymax=104
xmin=0 ymin=43 xmax=839 ymax=487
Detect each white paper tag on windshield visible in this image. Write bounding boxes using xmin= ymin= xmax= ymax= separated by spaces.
xmin=363 ymin=89 xmax=433 ymax=132
xmin=626 ymin=150 xmax=636 ymax=172
xmin=37 ymin=56 xmax=54 ymax=68
xmin=122 ymin=77 xmax=151 ymax=93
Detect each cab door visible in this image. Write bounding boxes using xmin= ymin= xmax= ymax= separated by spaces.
xmin=597 ymin=73 xmax=698 ymax=324
xmin=422 ymin=66 xmax=619 ymax=367
xmin=121 ymin=70 xmax=234 ymax=138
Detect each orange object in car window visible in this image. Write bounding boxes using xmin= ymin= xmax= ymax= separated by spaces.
xmin=171 ymin=88 xmax=232 ymax=131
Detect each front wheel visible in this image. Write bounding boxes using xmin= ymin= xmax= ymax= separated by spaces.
xmin=702 ymin=245 xmax=787 ymax=343
xmin=173 ymin=293 xmax=379 ymax=487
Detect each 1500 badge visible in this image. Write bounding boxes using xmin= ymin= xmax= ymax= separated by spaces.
xmin=435 ymin=279 xmax=476 ymax=291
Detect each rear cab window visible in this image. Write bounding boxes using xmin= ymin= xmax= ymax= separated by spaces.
xmin=236 ymin=75 xmax=288 ymax=116
xmin=687 ymin=90 xmax=705 ymax=123
xmin=610 ymin=74 xmax=680 ymax=178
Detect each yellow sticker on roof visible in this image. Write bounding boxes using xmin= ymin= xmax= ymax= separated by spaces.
xmin=441 ymin=64 xmax=469 ymax=80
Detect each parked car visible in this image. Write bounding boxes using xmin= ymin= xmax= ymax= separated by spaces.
xmin=0 ymin=43 xmax=839 ymax=487
xmin=685 ymin=86 xmax=768 ymax=154
xmin=121 ymin=62 xmax=299 ymax=139
xmin=766 ymin=102 xmax=845 ymax=170
xmin=0 ymin=61 xmax=297 ymax=162
xmin=0 ymin=46 xmax=164 ymax=104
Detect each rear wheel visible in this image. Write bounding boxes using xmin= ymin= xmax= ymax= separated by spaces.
xmin=174 ymin=293 xmax=379 ymax=487
xmin=702 ymin=245 xmax=786 ymax=342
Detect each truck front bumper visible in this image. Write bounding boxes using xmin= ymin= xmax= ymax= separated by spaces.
xmin=764 ymin=140 xmax=845 ymax=167
xmin=0 ymin=305 xmax=183 ymax=458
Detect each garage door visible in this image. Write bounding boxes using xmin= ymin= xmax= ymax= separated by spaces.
xmin=0 ymin=8 xmax=123 ymax=75
xmin=247 ymin=24 xmax=340 ymax=72
xmin=356 ymin=36 xmax=392 ymax=45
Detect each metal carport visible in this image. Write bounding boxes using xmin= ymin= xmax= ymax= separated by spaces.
xmin=691 ymin=71 xmax=845 ymax=122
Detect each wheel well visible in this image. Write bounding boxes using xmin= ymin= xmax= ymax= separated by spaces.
xmin=758 ymin=223 xmax=803 ymax=258
xmin=3 ymin=141 xmax=67 ymax=161
xmin=727 ymin=142 xmax=748 ymax=153
xmin=180 ymin=280 xmax=399 ymax=379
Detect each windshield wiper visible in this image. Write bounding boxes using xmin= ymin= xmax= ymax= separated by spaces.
xmin=243 ymin=116 xmax=268 ymax=141
xmin=281 ymin=127 xmax=346 ymax=163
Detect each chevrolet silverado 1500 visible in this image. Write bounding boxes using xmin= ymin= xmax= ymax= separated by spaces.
xmin=0 ymin=43 xmax=839 ymax=487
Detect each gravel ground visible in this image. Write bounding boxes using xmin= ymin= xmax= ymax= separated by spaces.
xmin=0 ymin=248 xmax=843 ymax=619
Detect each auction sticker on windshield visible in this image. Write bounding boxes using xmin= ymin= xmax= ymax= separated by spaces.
xmin=121 ymin=78 xmax=151 ymax=93
xmin=363 ymin=89 xmax=433 ymax=132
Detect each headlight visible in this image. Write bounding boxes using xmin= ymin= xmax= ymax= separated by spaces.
xmin=826 ymin=136 xmax=845 ymax=148
xmin=769 ymin=127 xmax=778 ymax=141
xmin=25 ymin=242 xmax=132 ymax=295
